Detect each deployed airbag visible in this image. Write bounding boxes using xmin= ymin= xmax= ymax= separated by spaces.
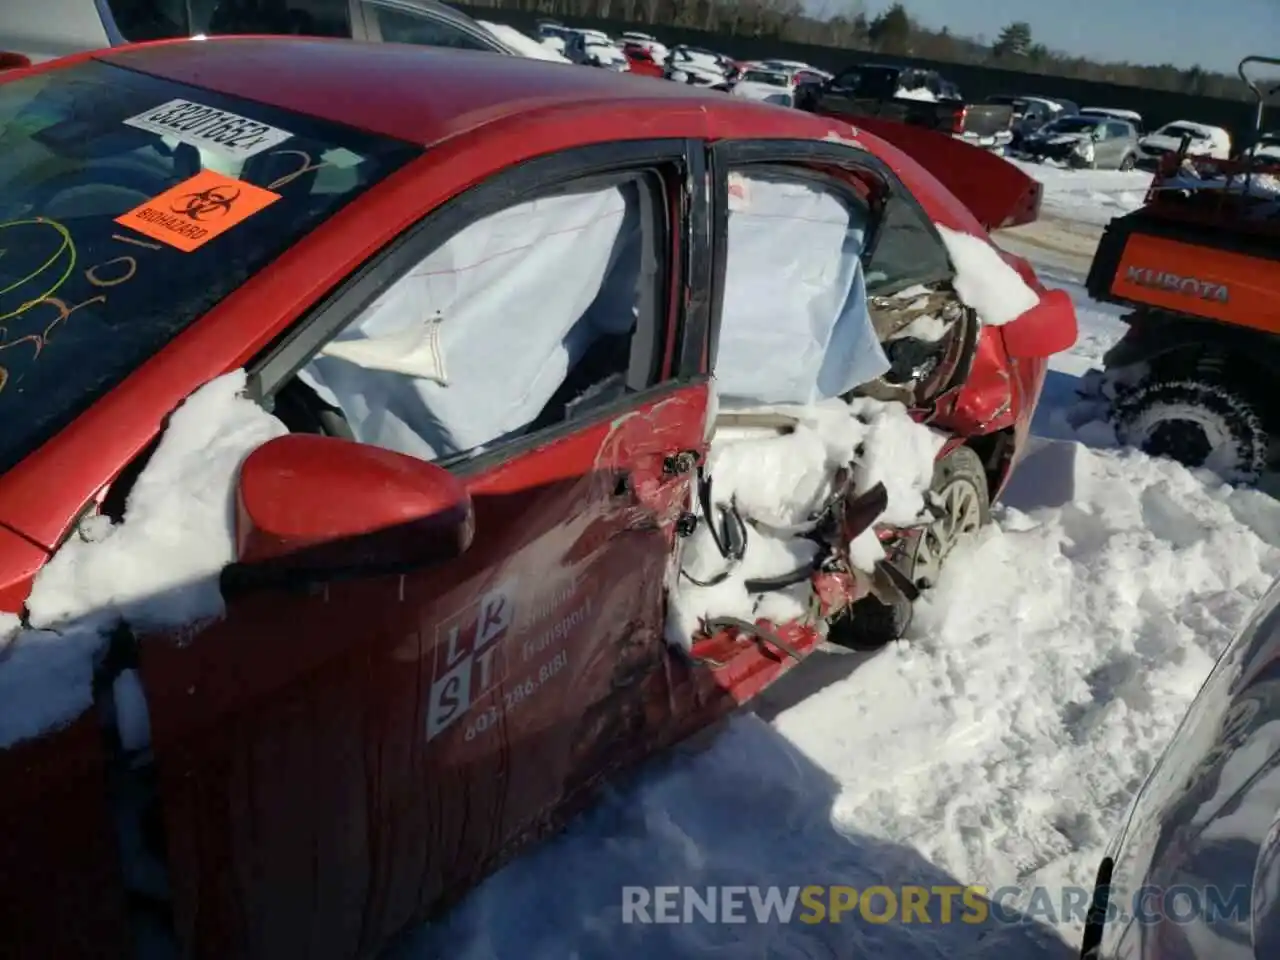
xmin=714 ymin=173 xmax=889 ymax=405
xmin=298 ymin=186 xmax=637 ymax=461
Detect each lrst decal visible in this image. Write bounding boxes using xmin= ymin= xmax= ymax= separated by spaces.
xmin=424 ymin=575 xmax=591 ymax=743
xmin=123 ymin=98 xmax=293 ymax=159
xmin=1123 ymin=266 xmax=1230 ymax=303
xmin=114 ymin=170 xmax=281 ymax=252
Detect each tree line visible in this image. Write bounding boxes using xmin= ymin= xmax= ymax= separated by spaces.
xmin=463 ymin=0 xmax=1257 ymax=101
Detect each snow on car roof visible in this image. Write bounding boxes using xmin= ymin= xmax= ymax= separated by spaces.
xmin=1157 ymin=119 xmax=1227 ymax=135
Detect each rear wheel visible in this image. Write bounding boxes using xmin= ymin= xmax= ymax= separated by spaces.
xmin=1119 ymin=153 xmax=1137 ymax=171
xmin=1112 ymin=378 xmax=1268 ymax=483
xmin=829 ymin=445 xmax=991 ymax=650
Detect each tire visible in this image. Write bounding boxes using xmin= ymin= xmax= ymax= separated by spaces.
xmin=1111 ymin=378 xmax=1267 ymax=484
xmin=828 ymin=445 xmax=992 ymax=650
xmin=1119 ymin=153 xmax=1137 ymax=171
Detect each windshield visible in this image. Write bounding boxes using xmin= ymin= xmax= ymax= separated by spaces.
xmin=0 ymin=60 xmax=418 ymax=473
xmin=743 ymin=71 xmax=787 ymax=86
xmin=1043 ymin=117 xmax=1100 ymax=134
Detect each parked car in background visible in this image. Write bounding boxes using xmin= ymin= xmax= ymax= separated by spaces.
xmin=619 ymin=38 xmax=666 ymax=77
xmin=986 ymin=94 xmax=1077 ymax=149
xmin=665 ymin=46 xmax=733 ymax=89
xmin=1080 ymin=576 xmax=1280 ymax=960
xmin=618 ymin=29 xmax=660 ymax=47
xmin=1242 ymin=130 xmax=1280 ymax=161
xmin=564 ymin=30 xmax=629 ymax=71
xmin=1136 ymin=119 xmax=1232 ymax=168
xmin=1080 ymin=106 xmax=1145 ymax=134
xmin=0 ymin=0 xmax=537 ymax=63
xmin=0 ymin=35 xmax=1071 ymax=960
xmin=534 ymin=18 xmax=573 ymax=55
xmin=1009 ymin=114 xmax=1139 ymax=170
xmin=739 ymin=59 xmax=832 ymax=90
xmin=730 ymin=66 xmax=797 ymax=106
xmin=795 ymin=62 xmax=1016 ymax=152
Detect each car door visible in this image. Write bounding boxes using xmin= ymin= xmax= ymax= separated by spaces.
xmin=1093 ymin=121 xmax=1117 ymax=167
xmin=708 ymin=135 xmax=1020 ymax=445
xmin=815 ymin=66 xmax=865 ymax=117
xmin=136 ymin=140 xmax=713 ymax=960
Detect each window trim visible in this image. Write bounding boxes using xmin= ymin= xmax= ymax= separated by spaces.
xmin=245 ymin=139 xmax=707 ymax=475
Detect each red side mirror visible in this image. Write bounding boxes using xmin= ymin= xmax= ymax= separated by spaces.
xmin=229 ymin=434 xmax=473 ymax=590
xmin=1000 ymin=288 xmax=1078 ymax=359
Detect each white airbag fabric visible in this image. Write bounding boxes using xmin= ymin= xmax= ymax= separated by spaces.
xmin=714 ymin=174 xmax=889 ymax=405
xmin=298 ymin=187 xmax=634 ymax=461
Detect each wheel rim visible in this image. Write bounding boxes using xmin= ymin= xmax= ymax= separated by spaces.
xmin=1143 ymin=417 xmax=1214 ymax=467
xmin=909 ymin=477 xmax=985 ymax=590
xmin=1127 ymin=406 xmax=1230 ymax=471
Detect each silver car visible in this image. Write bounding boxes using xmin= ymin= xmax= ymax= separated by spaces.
xmin=1009 ymin=114 xmax=1140 ymax=170
xmin=1081 ymin=577 xmax=1280 ymax=958
xmin=0 ymin=0 xmax=522 ymax=65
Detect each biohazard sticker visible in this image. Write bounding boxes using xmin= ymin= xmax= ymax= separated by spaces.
xmin=114 ymin=170 xmax=281 ymax=252
xmin=123 ymin=99 xmax=292 ymax=159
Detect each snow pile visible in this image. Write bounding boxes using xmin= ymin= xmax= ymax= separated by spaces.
xmin=0 ymin=371 xmax=285 ymax=749
xmin=665 ymin=397 xmax=942 ymax=650
xmin=781 ymin=441 xmax=1280 ymax=943
xmin=937 ymin=225 xmax=1040 ymax=325
xmin=897 ymin=86 xmax=937 ymax=102
xmin=406 ymin=439 xmax=1280 ymax=959
xmin=479 ymin=21 xmax=570 ymax=63
xmin=1005 ymin=159 xmax=1153 ymax=227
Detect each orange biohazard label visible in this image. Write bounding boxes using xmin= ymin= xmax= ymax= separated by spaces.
xmin=114 ymin=169 xmax=281 ymax=252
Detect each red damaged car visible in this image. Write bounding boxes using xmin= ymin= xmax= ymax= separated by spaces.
xmin=0 ymin=38 xmax=1075 ymax=959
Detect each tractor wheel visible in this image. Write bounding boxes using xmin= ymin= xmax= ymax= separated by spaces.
xmin=1112 ymin=378 xmax=1268 ymax=484
xmin=828 ymin=445 xmax=991 ymax=651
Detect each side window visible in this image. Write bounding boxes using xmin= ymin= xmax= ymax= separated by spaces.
xmin=280 ymin=173 xmax=666 ymax=463
xmin=107 ymin=0 xmax=191 ymax=40
xmin=831 ymin=69 xmax=862 ymax=92
xmin=170 ymin=0 xmax=352 ymax=37
xmin=863 ymin=191 xmax=953 ymax=297
xmin=1110 ymin=121 xmax=1132 ymax=139
xmin=714 ymin=168 xmax=887 ymax=405
xmin=365 ymin=3 xmax=499 ymax=51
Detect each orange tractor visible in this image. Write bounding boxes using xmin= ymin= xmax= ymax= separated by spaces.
xmin=1082 ymin=56 xmax=1280 ymax=483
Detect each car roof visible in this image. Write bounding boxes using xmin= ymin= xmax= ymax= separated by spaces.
xmin=95 ymin=37 xmax=733 ymax=145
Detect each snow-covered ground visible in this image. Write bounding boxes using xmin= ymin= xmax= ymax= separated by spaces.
xmin=390 ymin=165 xmax=1280 ymax=959
xmin=1006 ymin=158 xmax=1152 ymax=227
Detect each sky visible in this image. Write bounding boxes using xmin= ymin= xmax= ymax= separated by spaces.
xmin=828 ymin=0 xmax=1280 ymax=73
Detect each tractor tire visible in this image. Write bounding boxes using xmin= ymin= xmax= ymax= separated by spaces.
xmin=1111 ymin=378 xmax=1267 ymax=484
xmin=828 ymin=445 xmax=992 ymax=651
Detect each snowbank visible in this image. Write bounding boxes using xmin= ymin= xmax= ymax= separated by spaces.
xmin=1006 ymin=158 xmax=1153 ymax=227
xmin=0 ymin=371 xmax=285 ymax=749
xmin=665 ymin=397 xmax=942 ymax=650
xmin=937 ymin=225 xmax=1040 ymax=326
